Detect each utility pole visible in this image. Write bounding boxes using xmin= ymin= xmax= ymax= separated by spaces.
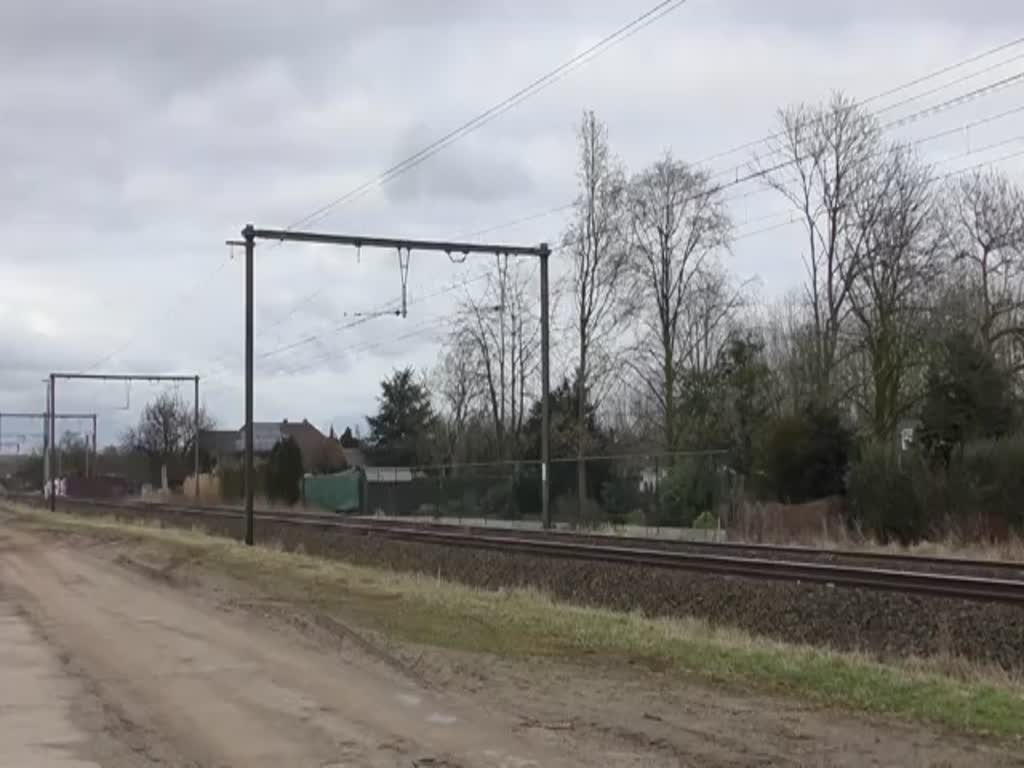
xmin=2 ymin=410 xmax=99 ymax=487
xmin=238 ymin=225 xmax=551 ymax=540
xmin=42 ymin=382 xmax=49 ymax=497
xmin=193 ymin=375 xmax=201 ymax=500
xmin=244 ymin=227 xmax=255 ymax=545
xmin=539 ymin=243 xmax=551 ymax=529
xmin=49 ymin=374 xmax=55 ymax=511
xmin=47 ymin=373 xmax=200 ymax=507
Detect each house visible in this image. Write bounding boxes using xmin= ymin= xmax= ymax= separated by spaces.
xmin=201 ymin=419 xmax=346 ymax=473
xmin=199 ymin=430 xmax=238 ymax=464
xmin=341 ymin=445 xmax=367 ymax=469
xmin=363 ymin=466 xmax=415 ymax=483
xmin=639 ymin=465 xmax=667 ymax=494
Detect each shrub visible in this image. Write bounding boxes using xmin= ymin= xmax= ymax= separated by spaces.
xmin=265 ymin=437 xmax=303 ymax=505
xmin=553 ymin=493 xmax=606 ymax=528
xmin=654 ymin=456 xmax=718 ymax=527
xmin=846 ymin=442 xmax=928 ymax=544
xmin=764 ymin=404 xmax=852 ymax=503
xmin=848 ymin=436 xmax=1024 ymax=542
xmin=480 ymin=479 xmax=521 ymax=520
xmin=693 ymin=509 xmax=719 ymax=530
xmin=217 ymin=460 xmax=266 ymax=502
xmin=956 ymin=437 xmax=1024 ymax=536
xmin=600 ymin=471 xmax=644 ymax=526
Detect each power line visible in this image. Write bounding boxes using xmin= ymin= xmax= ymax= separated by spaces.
xmin=728 ymin=144 xmax=1024 ymax=244
xmin=79 ymin=4 xmax=692 ymax=379
xmin=712 ymin=70 xmax=1024 ymax=187
xmin=276 ymin=316 xmax=454 ymax=378
xmin=254 ymin=269 xmax=492 ymax=363
xmin=244 ymin=36 xmax=1024 ymax=347
xmin=206 ymin=139 xmax=1024 ymax=387
xmin=285 ymin=0 xmax=692 ymax=233
xmin=445 ymin=93 xmax=1024 ymax=246
xmin=252 ymin=115 xmax=1024 ymax=380
xmin=199 ymin=265 xmax=502 ymax=389
xmin=698 ymin=34 xmax=1024 ymax=167
xmin=77 ymin=31 xmax=1024 ymax=379
xmin=874 ymin=49 xmax=1024 ymax=117
xmin=719 ymin=101 xmax=1024 ymax=210
xmin=208 ymin=48 xmax=1024 ymax=382
xmin=244 ymin=1 xmax=691 ymax=339
xmin=79 ymin=256 xmax=233 ymax=374
xmin=206 ymin=263 xmax=496 ymax=375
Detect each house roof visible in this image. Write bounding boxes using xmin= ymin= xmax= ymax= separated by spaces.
xmin=199 ymin=430 xmax=239 ymax=456
xmin=341 ymin=446 xmax=367 ymax=468
xmin=203 ymin=420 xmax=346 ymax=473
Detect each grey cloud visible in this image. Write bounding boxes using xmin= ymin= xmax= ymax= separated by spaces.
xmin=385 ymin=124 xmax=537 ymax=204
xmin=3 ymin=1 xmax=1020 ymax=444
xmin=0 ymin=1 xmax=481 ymax=84
xmin=706 ymin=0 xmax=1024 ymax=29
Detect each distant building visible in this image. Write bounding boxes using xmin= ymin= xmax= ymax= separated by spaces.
xmin=199 ymin=430 xmax=237 ymax=462
xmin=363 ymin=466 xmax=415 ymax=483
xmin=341 ymin=445 xmax=367 ymax=468
xmin=201 ymin=419 xmax=346 ymax=474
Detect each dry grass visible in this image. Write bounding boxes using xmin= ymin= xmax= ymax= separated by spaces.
xmin=724 ymin=501 xmax=1024 ymax=561
xmin=180 ymin=473 xmax=220 ymax=501
xmin=9 ymin=504 xmax=1024 ymax=741
xmin=740 ymin=525 xmax=1024 ymax=562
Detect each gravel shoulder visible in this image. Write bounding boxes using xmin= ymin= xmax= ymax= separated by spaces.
xmin=3 ymin=509 xmax=1024 ymax=767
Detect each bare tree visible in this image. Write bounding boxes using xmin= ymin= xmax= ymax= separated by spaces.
xmin=760 ymin=292 xmax=820 ymax=417
xmin=757 ymin=92 xmax=882 ymax=404
xmin=123 ymin=391 xmax=213 ymax=486
xmin=563 ymin=111 xmax=628 ymax=506
xmin=846 ymin=143 xmax=938 ymax=438
xmin=669 ymin=262 xmax=752 ymax=450
xmin=432 ymin=336 xmax=479 ymax=465
xmin=625 ymin=152 xmax=731 ymax=451
xmin=939 ymin=169 xmax=1024 ymax=373
xmin=679 ymin=262 xmax=748 ymax=378
xmin=453 ymin=257 xmax=539 ymax=459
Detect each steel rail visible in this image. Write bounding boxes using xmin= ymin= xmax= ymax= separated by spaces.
xmin=338 ymin=516 xmax=1024 ymax=576
xmin=10 ymin=496 xmax=1024 ymax=606
xmin=28 ymin=494 xmax=1023 ymax=575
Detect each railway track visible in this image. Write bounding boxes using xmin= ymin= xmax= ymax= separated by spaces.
xmin=341 ymin=515 xmax=1024 ymax=580
xmin=9 ymin=494 xmax=1024 ymax=605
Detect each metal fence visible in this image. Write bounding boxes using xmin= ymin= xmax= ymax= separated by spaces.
xmin=359 ymin=450 xmax=737 ymax=530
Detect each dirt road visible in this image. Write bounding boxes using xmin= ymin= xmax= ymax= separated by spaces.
xmin=1 ymin=523 xmax=1021 ymax=767
xmin=0 ymin=528 xmax=580 ymax=767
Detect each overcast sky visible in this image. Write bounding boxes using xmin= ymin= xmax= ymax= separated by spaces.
xmin=2 ymin=0 xmax=1023 ymax=449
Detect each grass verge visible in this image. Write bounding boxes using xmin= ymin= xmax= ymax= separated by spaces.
xmin=9 ymin=505 xmax=1024 ymax=741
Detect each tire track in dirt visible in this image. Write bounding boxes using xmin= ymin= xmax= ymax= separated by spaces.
xmin=0 ymin=528 xmax=582 ymax=767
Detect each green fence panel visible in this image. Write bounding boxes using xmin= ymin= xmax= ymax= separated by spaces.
xmin=303 ymin=470 xmax=362 ymax=513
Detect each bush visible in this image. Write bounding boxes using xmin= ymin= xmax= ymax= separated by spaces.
xmin=654 ymin=456 xmax=718 ymax=527
xmin=848 ymin=436 xmax=1024 ymax=542
xmin=480 ymin=479 xmax=521 ymax=520
xmin=846 ymin=442 xmax=928 ymax=544
xmin=265 ymin=437 xmax=303 ymax=505
xmin=600 ymin=471 xmax=644 ymax=526
xmin=693 ymin=509 xmax=719 ymax=530
xmin=956 ymin=437 xmax=1024 ymax=536
xmin=764 ymin=404 xmax=852 ymax=503
xmin=217 ymin=461 xmax=266 ymax=502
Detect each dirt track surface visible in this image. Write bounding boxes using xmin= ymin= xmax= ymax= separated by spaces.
xmin=1 ymin=525 xmax=1022 ymax=767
